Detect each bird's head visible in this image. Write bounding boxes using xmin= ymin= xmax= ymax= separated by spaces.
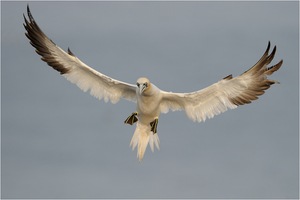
xmin=136 ymin=77 xmax=151 ymax=95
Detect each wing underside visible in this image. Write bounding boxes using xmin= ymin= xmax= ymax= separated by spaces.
xmin=23 ymin=5 xmax=137 ymax=104
xmin=160 ymin=42 xmax=283 ymax=122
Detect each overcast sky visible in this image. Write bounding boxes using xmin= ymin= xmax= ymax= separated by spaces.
xmin=1 ymin=1 xmax=299 ymax=199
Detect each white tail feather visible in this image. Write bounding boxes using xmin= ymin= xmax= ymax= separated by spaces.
xmin=130 ymin=122 xmax=160 ymax=161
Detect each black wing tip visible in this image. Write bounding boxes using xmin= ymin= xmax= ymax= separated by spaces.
xmin=241 ymin=41 xmax=282 ymax=76
xmin=24 ymin=5 xmax=71 ymax=75
xmin=67 ymin=47 xmax=76 ymax=56
xmin=265 ymin=41 xmax=271 ymax=54
xmin=26 ymin=4 xmax=33 ymax=21
xmin=272 ymin=45 xmax=277 ymax=54
xmin=266 ymin=41 xmax=276 ymax=55
xmin=266 ymin=59 xmax=283 ymax=75
xmin=23 ymin=5 xmax=30 ymax=25
xmin=24 ymin=4 xmax=35 ymax=29
xmin=223 ymin=74 xmax=233 ymax=80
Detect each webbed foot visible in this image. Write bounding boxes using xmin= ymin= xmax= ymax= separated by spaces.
xmin=150 ymin=118 xmax=158 ymax=134
xmin=124 ymin=112 xmax=138 ymax=125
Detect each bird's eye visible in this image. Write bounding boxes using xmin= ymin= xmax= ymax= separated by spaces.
xmin=136 ymin=83 xmax=140 ymax=87
xmin=144 ymin=83 xmax=148 ymax=87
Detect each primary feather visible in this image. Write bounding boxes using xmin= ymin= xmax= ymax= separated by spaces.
xmin=23 ymin=5 xmax=136 ymax=104
xmin=160 ymin=43 xmax=282 ymax=122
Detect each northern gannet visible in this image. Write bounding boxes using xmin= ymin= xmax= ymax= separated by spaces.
xmin=23 ymin=6 xmax=283 ymax=161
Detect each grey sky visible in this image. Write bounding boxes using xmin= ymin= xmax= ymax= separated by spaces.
xmin=1 ymin=1 xmax=299 ymax=199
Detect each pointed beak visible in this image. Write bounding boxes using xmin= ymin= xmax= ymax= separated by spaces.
xmin=139 ymin=85 xmax=146 ymax=94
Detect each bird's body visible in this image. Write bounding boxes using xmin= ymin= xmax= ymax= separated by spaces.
xmin=23 ymin=5 xmax=283 ymax=161
xmin=136 ymin=78 xmax=161 ymax=124
xmin=128 ymin=78 xmax=162 ymax=160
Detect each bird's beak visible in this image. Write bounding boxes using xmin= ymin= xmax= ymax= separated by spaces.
xmin=139 ymin=85 xmax=146 ymax=94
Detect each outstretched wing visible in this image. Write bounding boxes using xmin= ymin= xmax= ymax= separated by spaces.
xmin=160 ymin=42 xmax=283 ymax=122
xmin=23 ymin=5 xmax=137 ymax=104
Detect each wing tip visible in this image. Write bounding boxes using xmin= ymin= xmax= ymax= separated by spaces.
xmin=242 ymin=41 xmax=282 ymax=76
xmin=227 ymin=41 xmax=282 ymax=106
xmin=67 ymin=47 xmax=76 ymax=56
xmin=26 ymin=4 xmax=34 ymax=22
xmin=24 ymin=5 xmax=72 ymax=75
xmin=223 ymin=74 xmax=233 ymax=80
xmin=265 ymin=59 xmax=283 ymax=76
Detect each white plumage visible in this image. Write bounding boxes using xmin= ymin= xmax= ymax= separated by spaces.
xmin=24 ymin=6 xmax=283 ymax=161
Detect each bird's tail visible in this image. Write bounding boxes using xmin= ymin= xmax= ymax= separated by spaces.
xmin=130 ymin=122 xmax=160 ymax=161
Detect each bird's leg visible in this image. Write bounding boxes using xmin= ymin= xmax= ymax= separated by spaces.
xmin=150 ymin=118 xmax=159 ymax=134
xmin=124 ymin=112 xmax=138 ymax=125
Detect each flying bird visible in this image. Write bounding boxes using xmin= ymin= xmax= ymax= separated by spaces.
xmin=23 ymin=5 xmax=283 ymax=161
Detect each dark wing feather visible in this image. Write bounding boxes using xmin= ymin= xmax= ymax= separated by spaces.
xmin=24 ymin=5 xmax=137 ymax=103
xmin=160 ymin=42 xmax=283 ymax=122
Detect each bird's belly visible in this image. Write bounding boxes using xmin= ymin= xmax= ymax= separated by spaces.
xmin=136 ymin=99 xmax=160 ymax=124
xmin=137 ymin=104 xmax=159 ymax=116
